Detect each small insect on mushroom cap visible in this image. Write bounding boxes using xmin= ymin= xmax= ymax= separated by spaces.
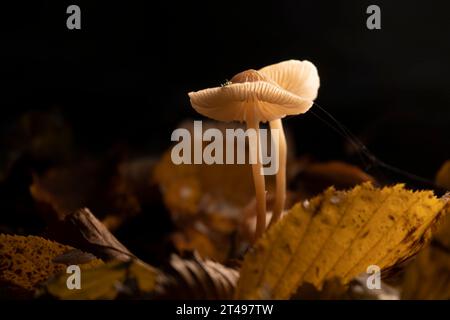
xmin=188 ymin=60 xmax=320 ymax=123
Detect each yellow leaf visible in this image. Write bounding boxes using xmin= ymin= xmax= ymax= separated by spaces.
xmin=0 ymin=234 xmax=102 ymax=292
xmin=129 ymin=260 xmax=158 ymax=292
xmin=47 ymin=259 xmax=157 ymax=300
xmin=236 ymin=183 xmax=447 ymax=299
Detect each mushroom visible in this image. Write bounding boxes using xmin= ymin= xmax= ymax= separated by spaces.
xmin=188 ymin=60 xmax=320 ymax=239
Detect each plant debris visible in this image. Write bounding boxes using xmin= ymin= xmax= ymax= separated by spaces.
xmin=236 ymin=183 xmax=448 ymax=299
xmin=0 ymin=113 xmax=448 ymax=301
xmin=0 ymin=234 xmax=102 ymax=295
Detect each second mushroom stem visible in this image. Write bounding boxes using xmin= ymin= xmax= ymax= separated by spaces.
xmin=247 ymin=116 xmax=287 ymax=239
xmin=247 ymin=114 xmax=266 ymax=240
xmin=269 ymin=118 xmax=287 ymax=226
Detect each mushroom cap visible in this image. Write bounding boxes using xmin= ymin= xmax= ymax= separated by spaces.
xmin=188 ymin=60 xmax=320 ymax=123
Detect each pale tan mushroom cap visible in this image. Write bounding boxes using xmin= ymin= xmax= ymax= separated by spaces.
xmin=188 ymin=60 xmax=320 ymax=123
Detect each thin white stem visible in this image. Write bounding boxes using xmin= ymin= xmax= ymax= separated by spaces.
xmin=269 ymin=118 xmax=286 ymax=226
xmin=246 ymin=115 xmax=266 ymax=240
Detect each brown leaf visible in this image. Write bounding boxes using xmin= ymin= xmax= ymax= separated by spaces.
xmin=46 ymin=251 xmax=239 ymax=300
xmin=156 ymin=253 xmax=239 ymax=299
xmin=52 ymin=208 xmax=136 ymax=262
xmin=0 ymin=234 xmax=102 ymax=293
xmin=400 ymin=192 xmax=450 ymax=299
xmin=52 ymin=249 xmax=98 ymax=265
xmin=401 ymin=244 xmax=450 ymax=299
xmin=236 ymin=183 xmax=447 ymax=299
xmin=292 ymin=160 xmax=376 ymax=198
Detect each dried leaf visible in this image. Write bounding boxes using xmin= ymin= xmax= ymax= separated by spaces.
xmin=291 ymin=160 xmax=376 ymax=199
xmin=0 ymin=234 xmax=102 ymax=292
xmin=401 ymin=244 xmax=450 ymax=299
xmin=47 ymin=259 xmax=157 ymax=300
xmin=157 ymin=253 xmax=239 ymax=299
xmin=52 ymin=249 xmax=98 ymax=265
xmin=47 ymin=252 xmax=238 ymax=300
xmin=53 ymin=208 xmax=136 ymax=262
xmin=400 ymin=193 xmax=450 ymax=299
xmin=236 ymin=183 xmax=447 ymax=299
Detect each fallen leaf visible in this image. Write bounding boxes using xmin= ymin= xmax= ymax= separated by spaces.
xmin=401 ymin=244 xmax=450 ymax=299
xmin=0 ymin=234 xmax=102 ymax=293
xmin=400 ymin=191 xmax=450 ymax=300
xmin=291 ymin=160 xmax=376 ymax=198
xmin=51 ymin=208 xmax=136 ymax=262
xmin=52 ymin=249 xmax=98 ymax=265
xmin=236 ymin=183 xmax=447 ymax=299
xmin=157 ymin=253 xmax=239 ymax=299
xmin=47 ymin=259 xmax=157 ymax=300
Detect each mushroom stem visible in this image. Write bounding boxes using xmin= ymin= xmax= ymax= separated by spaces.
xmin=269 ymin=118 xmax=287 ymax=226
xmin=246 ymin=114 xmax=266 ymax=240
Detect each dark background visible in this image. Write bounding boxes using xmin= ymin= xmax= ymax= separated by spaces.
xmin=1 ymin=0 xmax=449 ymax=183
